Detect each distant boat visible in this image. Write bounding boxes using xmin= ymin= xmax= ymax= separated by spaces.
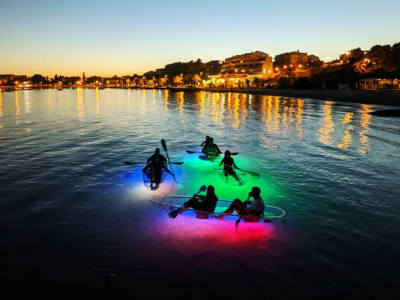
xmin=57 ymin=87 xmax=63 ymax=90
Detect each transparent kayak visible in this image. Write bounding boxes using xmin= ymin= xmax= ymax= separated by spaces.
xmin=142 ymin=167 xmax=167 ymax=191
xmin=152 ymin=195 xmax=285 ymax=223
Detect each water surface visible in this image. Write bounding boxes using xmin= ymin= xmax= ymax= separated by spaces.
xmin=0 ymin=89 xmax=399 ymax=297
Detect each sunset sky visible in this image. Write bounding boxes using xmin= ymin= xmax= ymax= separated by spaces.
xmin=1 ymin=0 xmax=399 ymax=76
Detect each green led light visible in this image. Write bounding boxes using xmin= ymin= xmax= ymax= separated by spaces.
xmin=175 ymin=154 xmax=284 ymax=203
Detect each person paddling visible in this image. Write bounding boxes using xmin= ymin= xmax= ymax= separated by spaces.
xmin=219 ymin=187 xmax=265 ymax=219
xmin=175 ymin=185 xmax=218 ymax=218
xmin=219 ymin=150 xmax=241 ymax=184
xmin=142 ymin=148 xmax=172 ymax=190
xmin=203 ymin=137 xmax=222 ymax=159
xmin=200 ymin=136 xmax=211 ymax=152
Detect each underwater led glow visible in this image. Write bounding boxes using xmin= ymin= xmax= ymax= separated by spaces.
xmin=171 ymin=152 xmax=282 ymax=203
xmin=122 ymin=165 xmax=182 ymax=200
xmin=147 ymin=213 xmax=276 ymax=247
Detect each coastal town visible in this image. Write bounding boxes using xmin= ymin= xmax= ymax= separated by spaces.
xmin=1 ymin=43 xmax=399 ymax=92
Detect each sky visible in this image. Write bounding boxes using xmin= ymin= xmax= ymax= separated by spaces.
xmin=1 ymin=0 xmax=399 ymax=76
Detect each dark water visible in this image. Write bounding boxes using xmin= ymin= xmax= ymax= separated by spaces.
xmin=0 ymin=89 xmax=399 ymax=298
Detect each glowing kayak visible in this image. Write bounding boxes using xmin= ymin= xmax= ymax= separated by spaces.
xmin=199 ymin=154 xmax=220 ymax=161
xmin=142 ymin=167 xmax=167 ymax=191
xmin=152 ymin=195 xmax=285 ymax=222
xmin=213 ymin=167 xmax=256 ymax=186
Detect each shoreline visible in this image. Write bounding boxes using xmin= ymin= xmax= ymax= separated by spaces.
xmin=163 ymin=87 xmax=400 ymax=107
xmin=2 ymin=86 xmax=399 ymax=106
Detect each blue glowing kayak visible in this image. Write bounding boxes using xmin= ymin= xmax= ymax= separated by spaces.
xmin=142 ymin=167 xmax=167 ymax=191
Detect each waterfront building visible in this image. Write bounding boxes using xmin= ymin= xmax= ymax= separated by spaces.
xmin=203 ymin=60 xmax=222 ymax=75
xmin=274 ymin=50 xmax=309 ymax=67
xmin=358 ymin=78 xmax=400 ymax=90
xmin=273 ymin=51 xmax=317 ymax=78
xmin=220 ymin=51 xmax=274 ymax=80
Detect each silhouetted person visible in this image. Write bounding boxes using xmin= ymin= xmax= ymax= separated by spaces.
xmin=200 ymin=136 xmax=211 ymax=150
xmin=178 ymin=185 xmax=218 ymax=218
xmin=219 ymin=150 xmax=241 ymax=184
xmin=143 ymin=148 xmax=172 ymax=189
xmin=203 ymin=137 xmax=222 ymax=158
xmin=220 ymin=187 xmax=265 ymax=218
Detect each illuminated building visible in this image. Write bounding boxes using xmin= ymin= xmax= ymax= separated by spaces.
xmin=220 ymin=51 xmax=273 ymax=80
xmin=358 ymin=78 xmax=400 ymax=90
xmin=274 ymin=50 xmax=309 ymax=67
xmin=274 ymin=51 xmax=315 ymax=78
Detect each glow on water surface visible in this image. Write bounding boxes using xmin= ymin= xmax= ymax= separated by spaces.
xmin=1 ymin=89 xmax=399 ymax=296
xmin=120 ymin=149 xmax=283 ymax=242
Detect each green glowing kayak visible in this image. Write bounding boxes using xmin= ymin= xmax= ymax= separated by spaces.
xmin=214 ymin=167 xmax=254 ymax=186
xmin=199 ymin=154 xmax=220 ymax=161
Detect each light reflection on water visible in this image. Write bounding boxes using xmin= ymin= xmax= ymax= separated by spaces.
xmin=76 ymin=87 xmax=84 ymax=121
xmin=0 ymin=89 xmax=399 ymax=296
xmin=0 ymin=91 xmax=3 ymax=118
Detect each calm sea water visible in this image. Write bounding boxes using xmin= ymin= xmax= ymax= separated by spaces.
xmin=0 ymin=89 xmax=399 ymax=297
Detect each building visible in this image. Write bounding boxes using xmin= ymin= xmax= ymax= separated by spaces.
xmin=274 ymin=50 xmax=309 ymax=67
xmin=358 ymin=78 xmax=400 ymax=90
xmin=203 ymin=60 xmax=222 ymax=75
xmin=220 ymin=51 xmax=273 ymax=80
xmin=273 ymin=51 xmax=315 ymax=78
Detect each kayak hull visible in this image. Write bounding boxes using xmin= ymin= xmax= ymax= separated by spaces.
xmin=152 ymin=195 xmax=285 ymax=222
xmin=143 ymin=167 xmax=167 ymax=191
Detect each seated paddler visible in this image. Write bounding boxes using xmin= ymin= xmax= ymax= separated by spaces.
xmin=142 ymin=148 xmax=172 ymax=189
xmin=203 ymin=137 xmax=222 ymax=158
xmin=219 ymin=187 xmax=265 ymax=219
xmin=177 ymin=185 xmax=218 ymax=218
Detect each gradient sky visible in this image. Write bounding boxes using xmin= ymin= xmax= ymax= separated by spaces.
xmin=1 ymin=0 xmax=399 ymax=76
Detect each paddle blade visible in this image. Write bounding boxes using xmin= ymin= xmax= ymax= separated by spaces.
xmin=231 ymin=152 xmax=239 ymax=156
xmin=124 ymin=161 xmax=135 ymax=165
xmin=247 ymin=171 xmax=260 ymax=177
xmin=235 ymin=218 xmax=241 ymax=231
xmin=172 ymin=161 xmax=184 ymax=165
xmin=239 ymin=169 xmax=260 ymax=177
xmin=161 ymin=139 xmax=167 ymax=152
xmin=199 ymin=185 xmax=207 ymax=192
xmin=186 ymin=150 xmax=198 ymax=154
xmin=168 ymin=209 xmax=179 ymax=219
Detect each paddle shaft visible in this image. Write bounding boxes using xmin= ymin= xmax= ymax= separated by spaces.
xmin=161 ymin=139 xmax=177 ymax=183
xmin=124 ymin=161 xmax=183 ymax=165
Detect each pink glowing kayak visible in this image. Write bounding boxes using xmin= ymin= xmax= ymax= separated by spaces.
xmin=152 ymin=195 xmax=285 ymax=223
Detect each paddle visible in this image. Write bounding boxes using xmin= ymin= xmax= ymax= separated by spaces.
xmin=168 ymin=185 xmax=207 ymax=219
xmin=161 ymin=139 xmax=177 ymax=183
xmin=186 ymin=150 xmax=238 ymax=155
xmin=124 ymin=161 xmax=184 ymax=166
xmin=188 ymin=145 xmax=233 ymax=148
xmin=235 ymin=195 xmax=253 ymax=230
xmin=237 ymin=168 xmax=260 ymax=177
